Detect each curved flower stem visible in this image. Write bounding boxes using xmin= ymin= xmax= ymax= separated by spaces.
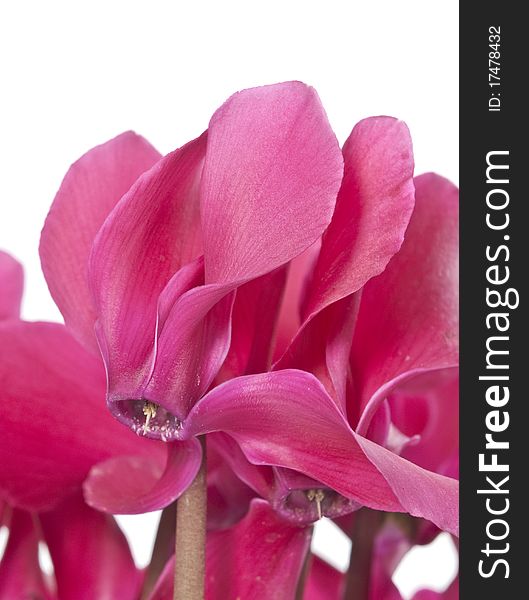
xmin=174 ymin=436 xmax=207 ymax=600
xmin=343 ymin=508 xmax=382 ymax=600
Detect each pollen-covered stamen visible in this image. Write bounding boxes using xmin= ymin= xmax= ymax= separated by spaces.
xmin=142 ymin=401 xmax=158 ymax=433
xmin=306 ymin=488 xmax=325 ymax=520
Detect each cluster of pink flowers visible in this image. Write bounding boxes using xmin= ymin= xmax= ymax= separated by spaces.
xmin=0 ymin=82 xmax=458 ymax=599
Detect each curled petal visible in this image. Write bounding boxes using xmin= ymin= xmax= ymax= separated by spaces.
xmin=0 ymin=321 xmax=156 ymax=511
xmin=208 ymin=432 xmax=273 ymax=506
xmin=277 ymin=118 xmax=414 ymax=412
xmin=89 ymin=135 xmax=206 ymax=410
xmin=0 ymin=251 xmax=24 ymax=321
xmin=273 ymin=243 xmax=321 ymax=361
xmin=40 ymin=132 xmax=160 ymax=351
xmin=83 ymin=439 xmax=202 ymax=514
xmin=303 ymin=116 xmax=415 ymax=320
xmin=40 ymin=493 xmax=141 ymax=599
xmin=356 ymin=436 xmax=458 ymax=536
xmin=305 ymin=556 xmax=345 ymax=600
xmin=207 ymin=436 xmax=257 ymax=530
xmin=202 ymin=81 xmax=343 ymax=284
xmin=206 ymin=499 xmax=311 ymax=599
xmin=354 ymin=173 xmax=459 ymax=434
xmin=276 ymin=293 xmax=360 ymax=413
xmin=149 ymin=500 xmax=311 ymax=600
xmin=142 ymin=283 xmax=235 ymax=422
xmin=219 ymin=266 xmax=288 ymax=380
xmin=389 ymin=370 xmax=459 ymax=475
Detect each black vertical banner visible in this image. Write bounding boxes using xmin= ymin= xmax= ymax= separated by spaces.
xmin=460 ymin=3 xmax=526 ymax=597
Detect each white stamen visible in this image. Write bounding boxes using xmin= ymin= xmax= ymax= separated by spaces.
xmin=306 ymin=489 xmax=325 ymax=520
xmin=142 ymin=401 xmax=158 ymax=433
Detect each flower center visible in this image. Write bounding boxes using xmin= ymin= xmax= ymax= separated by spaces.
xmin=273 ymin=487 xmax=360 ymax=524
xmin=111 ymin=398 xmax=182 ymax=442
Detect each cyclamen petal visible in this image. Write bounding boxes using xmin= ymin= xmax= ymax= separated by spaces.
xmin=89 ymin=82 xmax=343 ymax=438
xmin=276 ymin=117 xmax=415 ymax=413
xmin=202 ymin=81 xmax=343 ymax=284
xmin=0 ymin=320 xmax=158 ymax=511
xmin=219 ymin=265 xmax=288 ymax=380
xmin=39 ymin=493 xmax=142 ymax=600
xmin=303 ymin=116 xmax=415 ymax=321
xmin=89 ymin=134 xmax=207 ymax=422
xmin=353 ymin=173 xmax=459 ymax=434
xmin=40 ymin=131 xmax=161 ymax=352
xmin=207 ymin=436 xmax=257 ymax=530
xmin=0 ymin=510 xmax=52 ymax=599
xmin=149 ymin=500 xmax=311 ymax=600
xmin=83 ymin=439 xmax=202 ymax=514
xmin=206 ymin=499 xmax=311 ymax=600
xmin=304 ymin=556 xmax=345 ymax=600
xmin=0 ymin=251 xmax=24 ymax=321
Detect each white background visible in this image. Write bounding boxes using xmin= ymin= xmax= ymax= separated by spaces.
xmin=0 ymin=1 xmax=458 ymax=597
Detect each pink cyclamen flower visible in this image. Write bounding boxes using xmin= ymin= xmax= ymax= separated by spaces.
xmin=147 ymin=505 xmax=458 ymax=600
xmin=39 ymin=82 xmax=344 ymax=513
xmin=36 ymin=82 xmax=457 ymax=532
xmin=177 ymin=171 xmax=459 ymax=535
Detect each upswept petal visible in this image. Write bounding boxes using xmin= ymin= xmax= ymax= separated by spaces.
xmin=83 ymin=439 xmax=202 ymax=514
xmin=148 ymin=500 xmax=311 ymax=600
xmin=302 ymin=116 xmax=415 ymax=320
xmin=40 ymin=132 xmax=160 ymax=351
xmin=201 ymin=81 xmax=343 ymax=285
xmin=39 ymin=493 xmax=142 ymax=600
xmin=353 ymin=173 xmax=459 ymax=434
xmin=0 ymin=251 xmax=24 ymax=321
xmin=0 ymin=321 xmax=157 ymax=511
xmin=89 ymin=134 xmax=206 ymax=407
xmin=0 ymin=510 xmax=52 ymax=599
xmin=184 ymin=370 xmax=458 ymax=535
